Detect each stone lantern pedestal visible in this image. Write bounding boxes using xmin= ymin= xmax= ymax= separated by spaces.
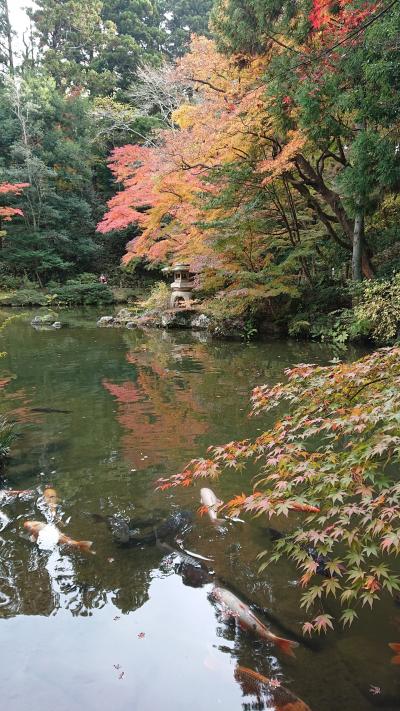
xmin=162 ymin=264 xmax=194 ymax=308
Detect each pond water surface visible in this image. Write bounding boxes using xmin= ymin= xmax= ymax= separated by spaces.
xmin=0 ymin=311 xmax=399 ymax=711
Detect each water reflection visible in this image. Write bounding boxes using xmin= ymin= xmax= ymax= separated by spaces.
xmin=0 ymin=312 xmax=398 ymax=710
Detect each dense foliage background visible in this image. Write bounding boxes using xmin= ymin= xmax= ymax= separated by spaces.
xmin=0 ymin=0 xmax=399 ymax=339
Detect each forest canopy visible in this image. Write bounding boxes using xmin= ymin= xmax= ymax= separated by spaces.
xmin=0 ymin=0 xmax=399 ymax=333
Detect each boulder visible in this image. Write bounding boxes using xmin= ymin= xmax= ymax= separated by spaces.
xmin=190 ymin=313 xmax=211 ymax=330
xmin=161 ymin=309 xmax=196 ymax=329
xmin=115 ymin=308 xmax=133 ymax=322
xmin=96 ymin=308 xmax=244 ymax=337
xmin=208 ymin=316 xmax=245 ymax=339
xmin=31 ymin=313 xmax=57 ymax=326
xmin=134 ymin=314 xmax=162 ymax=328
xmin=97 ymin=316 xmax=115 ymax=327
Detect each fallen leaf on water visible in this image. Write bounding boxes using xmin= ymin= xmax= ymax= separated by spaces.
xmin=113 ymin=664 xmax=121 ymax=670
xmin=138 ymin=632 xmax=145 ymax=639
xmin=113 ymin=616 xmax=120 ymax=621
xmin=119 ymin=671 xmax=125 ymax=680
xmin=369 ymin=685 xmax=381 ymax=695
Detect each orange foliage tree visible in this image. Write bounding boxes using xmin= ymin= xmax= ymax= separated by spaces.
xmin=98 ymin=16 xmax=384 ymax=295
xmin=96 ymin=37 xmax=309 ymax=286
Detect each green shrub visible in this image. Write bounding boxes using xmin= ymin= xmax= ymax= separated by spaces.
xmin=49 ymin=276 xmax=114 ymax=306
xmin=0 ymin=287 xmax=49 ymax=306
xmin=309 ymin=308 xmax=370 ymax=346
xmin=355 ymin=274 xmax=400 ymax=343
xmin=288 ymin=319 xmax=311 ymax=338
xmin=141 ymin=281 xmax=171 ymax=311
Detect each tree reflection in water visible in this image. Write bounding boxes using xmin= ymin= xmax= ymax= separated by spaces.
xmin=0 ymin=316 xmax=396 ymax=711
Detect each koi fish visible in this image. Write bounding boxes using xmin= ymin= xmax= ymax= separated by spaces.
xmin=30 ymin=407 xmax=71 ymax=414
xmin=212 ymin=587 xmax=298 ymax=657
xmin=288 ymin=502 xmax=320 ymax=513
xmin=389 ymin=642 xmax=400 ymax=665
xmin=23 ymin=521 xmax=94 ymax=554
xmin=200 ymin=488 xmax=224 ymax=525
xmin=43 ymin=485 xmax=58 ymax=515
xmin=235 ymin=666 xmax=312 ymax=710
xmin=157 ymin=541 xmax=213 ymax=588
xmin=93 ymin=510 xmax=193 ymax=545
xmin=175 ymin=541 xmax=214 ymax=562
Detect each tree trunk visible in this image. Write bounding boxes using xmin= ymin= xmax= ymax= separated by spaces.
xmin=294 ymin=155 xmax=374 ymax=279
xmin=352 ymin=210 xmax=364 ymax=281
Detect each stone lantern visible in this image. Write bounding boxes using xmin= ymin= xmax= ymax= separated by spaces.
xmin=162 ymin=263 xmax=194 ymax=308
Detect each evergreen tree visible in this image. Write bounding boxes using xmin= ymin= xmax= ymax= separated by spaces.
xmin=27 ymin=0 xmax=131 ymax=94
xmin=163 ymin=0 xmax=213 ymax=57
xmin=0 ymin=76 xmax=100 ymax=282
xmin=0 ymin=0 xmax=14 ymax=73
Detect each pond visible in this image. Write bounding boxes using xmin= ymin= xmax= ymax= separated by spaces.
xmin=0 ymin=311 xmax=398 ymax=711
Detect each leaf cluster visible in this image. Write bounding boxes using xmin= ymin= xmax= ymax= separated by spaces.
xmin=162 ymin=346 xmax=400 ymax=629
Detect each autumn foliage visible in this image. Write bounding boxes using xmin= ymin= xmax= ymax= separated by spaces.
xmin=98 ymin=0 xmax=395 ymax=302
xmin=0 ymin=183 xmax=29 ymax=222
xmin=158 ymin=347 xmax=400 ymax=631
xmin=96 ymin=36 xmax=308 ymax=287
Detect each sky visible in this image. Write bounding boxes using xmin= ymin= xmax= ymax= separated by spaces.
xmin=9 ymin=0 xmax=35 ymax=54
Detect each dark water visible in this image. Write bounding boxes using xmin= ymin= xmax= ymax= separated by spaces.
xmin=0 ymin=310 xmax=399 ymax=711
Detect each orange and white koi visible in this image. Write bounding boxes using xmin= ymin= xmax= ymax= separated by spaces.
xmin=235 ymin=666 xmax=312 ymax=710
xmin=200 ymin=488 xmax=224 ymax=525
xmin=23 ymin=521 xmax=94 ymax=554
xmin=212 ymin=587 xmax=298 ymax=657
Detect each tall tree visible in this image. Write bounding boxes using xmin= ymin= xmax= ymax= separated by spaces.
xmin=27 ymin=0 xmax=123 ymax=94
xmin=0 ymin=0 xmax=14 ymax=74
xmin=0 ymin=76 xmax=100 ymax=282
xmin=211 ymin=0 xmax=400 ymax=280
xmin=28 ymin=0 xmax=215 ymax=94
xmin=163 ymin=0 xmax=213 ymax=57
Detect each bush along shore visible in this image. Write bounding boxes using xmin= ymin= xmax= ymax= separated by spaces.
xmin=96 ymin=275 xmax=400 ymax=346
xmin=0 ymin=274 xmax=151 ymax=308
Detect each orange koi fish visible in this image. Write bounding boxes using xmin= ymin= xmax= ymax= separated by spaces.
xmin=288 ymin=502 xmax=320 ymax=513
xmin=212 ymin=587 xmax=298 ymax=657
xmin=389 ymin=642 xmax=400 ymax=665
xmin=24 ymin=521 xmax=94 ymax=554
xmin=235 ymin=666 xmax=312 ymax=710
xmin=43 ymin=485 xmax=58 ymax=515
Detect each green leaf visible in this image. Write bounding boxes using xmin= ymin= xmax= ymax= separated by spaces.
xmin=340 ymin=609 xmax=358 ymax=628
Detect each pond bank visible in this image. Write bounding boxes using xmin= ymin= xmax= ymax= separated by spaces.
xmin=97 ymin=307 xmax=282 ymax=340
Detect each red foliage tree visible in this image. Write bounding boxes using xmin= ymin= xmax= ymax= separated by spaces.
xmin=0 ymin=182 xmax=29 ymax=222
